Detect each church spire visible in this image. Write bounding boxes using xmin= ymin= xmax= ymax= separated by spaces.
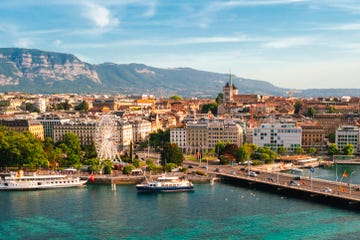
xmin=229 ymin=69 xmax=232 ymax=86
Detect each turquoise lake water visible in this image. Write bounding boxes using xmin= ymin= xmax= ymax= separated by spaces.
xmin=1 ymin=166 xmax=360 ymax=239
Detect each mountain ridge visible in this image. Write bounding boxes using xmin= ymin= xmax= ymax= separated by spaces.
xmin=1 ymin=48 xmax=360 ymax=98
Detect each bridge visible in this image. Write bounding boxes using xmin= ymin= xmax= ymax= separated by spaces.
xmin=211 ymin=168 xmax=360 ymax=210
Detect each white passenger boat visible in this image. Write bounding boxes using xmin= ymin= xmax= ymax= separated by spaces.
xmin=0 ymin=170 xmax=88 ymax=190
xmin=136 ymin=175 xmax=194 ymax=193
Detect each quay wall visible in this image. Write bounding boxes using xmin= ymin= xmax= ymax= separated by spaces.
xmin=82 ymin=173 xmax=214 ymax=185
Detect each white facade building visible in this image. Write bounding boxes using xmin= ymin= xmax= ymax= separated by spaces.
xmin=118 ymin=121 xmax=133 ymax=150
xmin=34 ymin=98 xmax=47 ymax=113
xmin=170 ymin=127 xmax=187 ymax=152
xmin=253 ymin=122 xmax=302 ymax=152
xmin=131 ymin=119 xmax=152 ymax=143
xmin=336 ymin=125 xmax=359 ymax=153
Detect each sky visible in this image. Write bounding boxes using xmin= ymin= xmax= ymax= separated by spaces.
xmin=1 ymin=0 xmax=360 ymax=89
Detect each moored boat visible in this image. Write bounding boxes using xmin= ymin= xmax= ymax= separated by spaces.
xmin=0 ymin=170 xmax=88 ymax=190
xmin=136 ymin=175 xmax=194 ymax=193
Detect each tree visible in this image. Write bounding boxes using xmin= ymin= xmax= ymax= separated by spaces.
xmin=83 ymin=141 xmax=97 ymax=160
xmin=222 ymin=143 xmax=238 ymax=157
xmin=294 ymin=101 xmax=302 ymax=114
xmin=149 ymin=129 xmax=170 ymax=151
xmin=25 ymin=103 xmax=39 ymax=113
xmin=164 ymin=163 xmax=177 ymax=172
xmin=328 ymin=133 xmax=335 ymax=143
xmin=101 ymin=159 xmax=113 ymax=174
xmin=252 ymin=146 xmax=277 ymax=163
xmin=328 ymin=143 xmax=339 ymax=156
xmin=214 ymin=141 xmax=225 ymax=158
xmin=294 ymin=147 xmax=304 ymax=154
xmin=0 ymin=128 xmax=47 ymax=169
xmin=235 ymin=146 xmax=250 ymax=163
xmin=85 ymin=158 xmax=101 ymax=173
xmin=307 ymin=147 xmax=317 ymax=155
xmin=161 ymin=143 xmax=184 ymax=166
xmin=259 ymin=153 xmax=271 ymax=163
xmin=342 ymin=144 xmax=354 ymax=155
xmin=56 ymin=100 xmax=71 ymax=110
xmin=201 ymin=102 xmax=218 ymax=115
xmin=215 ymin=93 xmax=223 ymax=104
xmin=306 ymin=107 xmax=316 ymax=118
xmin=123 ymin=165 xmax=135 ymax=175
xmin=329 ymin=105 xmax=335 ymax=113
xmin=58 ymin=132 xmax=82 ymax=167
xmin=170 ymin=95 xmax=183 ymax=100
xmin=74 ymin=101 xmax=89 ymax=112
xmin=277 ymin=146 xmax=286 ymax=155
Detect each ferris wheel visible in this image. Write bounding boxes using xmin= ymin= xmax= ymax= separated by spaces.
xmin=95 ymin=114 xmax=121 ymax=162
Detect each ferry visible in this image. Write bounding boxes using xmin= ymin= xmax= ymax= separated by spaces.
xmin=136 ymin=175 xmax=194 ymax=193
xmin=0 ymin=170 xmax=88 ymax=190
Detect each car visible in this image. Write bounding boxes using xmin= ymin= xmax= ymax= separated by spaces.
xmin=293 ymin=176 xmax=301 ymax=180
xmin=289 ymin=180 xmax=300 ymax=186
xmin=215 ymin=168 xmax=221 ymax=172
xmin=267 ymin=177 xmax=274 ymax=182
xmin=188 ymin=165 xmax=194 ymax=168
xmin=249 ymin=171 xmax=257 ymax=177
xmin=322 ymin=187 xmax=333 ymax=193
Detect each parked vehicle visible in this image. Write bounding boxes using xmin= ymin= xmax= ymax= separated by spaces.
xmin=249 ymin=171 xmax=257 ymax=177
xmin=289 ymin=180 xmax=300 ymax=186
xmin=322 ymin=187 xmax=333 ymax=193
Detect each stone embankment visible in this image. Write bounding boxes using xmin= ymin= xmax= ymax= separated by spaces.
xmin=82 ymin=173 xmax=215 ymax=185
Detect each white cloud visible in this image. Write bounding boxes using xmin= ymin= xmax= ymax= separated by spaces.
xmin=171 ymin=35 xmax=257 ymax=45
xmin=206 ymin=0 xmax=308 ymax=11
xmin=321 ymin=23 xmax=360 ymax=30
xmin=263 ymin=37 xmax=314 ymax=48
xmin=15 ymin=38 xmax=33 ymax=48
xmin=53 ymin=39 xmax=63 ymax=47
xmin=143 ymin=2 xmax=157 ymax=17
xmin=82 ymin=2 xmax=119 ymax=28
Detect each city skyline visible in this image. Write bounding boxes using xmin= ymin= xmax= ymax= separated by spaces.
xmin=1 ymin=0 xmax=360 ymax=89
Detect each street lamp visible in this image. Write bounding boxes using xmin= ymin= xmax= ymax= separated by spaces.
xmin=350 ymin=171 xmax=357 ymax=195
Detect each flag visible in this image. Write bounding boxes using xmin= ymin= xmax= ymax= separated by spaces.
xmin=343 ymin=170 xmax=348 ymax=178
xmin=340 ymin=186 xmax=347 ymax=193
xmin=281 ymin=162 xmax=286 ymax=170
xmin=89 ymin=173 xmax=95 ymax=182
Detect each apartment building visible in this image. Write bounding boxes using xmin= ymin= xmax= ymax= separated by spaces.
xmin=53 ymin=121 xmax=96 ymax=146
xmin=297 ymin=122 xmax=326 ymax=152
xmin=335 ymin=125 xmax=359 ymax=153
xmin=0 ymin=119 xmax=44 ymax=140
xmin=170 ymin=127 xmax=187 ymax=152
xmin=252 ymin=122 xmax=302 ymax=152
xmin=170 ymin=119 xmax=243 ymax=153
xmin=131 ymin=119 xmax=152 ymax=143
xmin=37 ymin=115 xmax=70 ymax=139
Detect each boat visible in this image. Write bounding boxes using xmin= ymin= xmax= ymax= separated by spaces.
xmin=0 ymin=170 xmax=88 ymax=191
xmin=290 ymin=168 xmax=304 ymax=174
xmin=136 ymin=174 xmax=194 ymax=193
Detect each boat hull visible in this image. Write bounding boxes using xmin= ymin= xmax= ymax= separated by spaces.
xmin=136 ymin=185 xmax=194 ymax=193
xmin=0 ymin=173 xmax=88 ymax=191
xmin=0 ymin=181 xmax=88 ymax=191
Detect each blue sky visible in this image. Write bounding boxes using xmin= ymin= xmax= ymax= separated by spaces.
xmin=1 ymin=0 xmax=360 ymax=89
